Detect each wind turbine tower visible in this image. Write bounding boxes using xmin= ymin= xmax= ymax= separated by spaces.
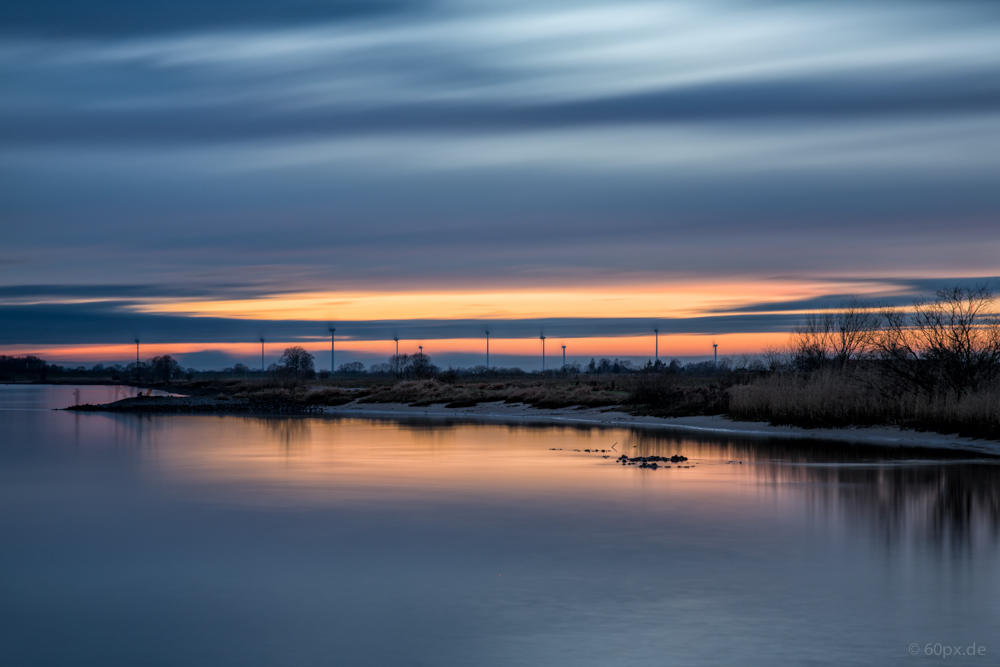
xmin=394 ymin=337 xmax=399 ymax=357
xmin=540 ymin=335 xmax=546 ymax=372
xmin=562 ymin=345 xmax=566 ymax=369
xmin=135 ymin=339 xmax=140 ymax=364
xmin=713 ymin=343 xmax=718 ymax=367
xmin=260 ymin=338 xmax=265 ymax=372
xmin=485 ymin=330 xmax=490 ymax=368
xmin=328 ymin=327 xmax=336 ymax=374
xmin=654 ymin=328 xmax=659 ymax=362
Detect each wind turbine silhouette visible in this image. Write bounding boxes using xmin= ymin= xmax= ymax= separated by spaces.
xmin=328 ymin=327 xmax=336 ymax=373
xmin=540 ymin=333 xmax=546 ymax=372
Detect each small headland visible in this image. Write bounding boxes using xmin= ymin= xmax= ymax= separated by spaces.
xmin=67 ymin=394 xmax=322 ymax=415
xmin=56 ymin=376 xmax=1000 ymax=456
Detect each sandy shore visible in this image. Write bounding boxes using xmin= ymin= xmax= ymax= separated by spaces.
xmin=325 ymin=400 xmax=1000 ymax=457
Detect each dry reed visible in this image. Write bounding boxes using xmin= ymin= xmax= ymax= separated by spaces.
xmin=729 ymin=369 xmax=1000 ymax=438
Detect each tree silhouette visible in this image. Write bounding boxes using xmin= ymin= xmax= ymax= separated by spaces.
xmin=278 ymin=346 xmax=315 ymax=378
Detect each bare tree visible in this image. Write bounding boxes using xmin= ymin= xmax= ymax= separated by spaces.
xmin=337 ymin=362 xmax=366 ymax=374
xmin=912 ymin=285 xmax=1000 ymax=394
xmin=386 ymin=353 xmax=438 ymax=379
xmin=149 ymin=355 xmax=182 ymax=382
xmin=792 ymin=297 xmax=877 ymax=371
xmin=278 ymin=346 xmax=315 ymax=378
xmin=760 ymin=345 xmax=790 ymax=372
xmin=871 ymin=284 xmax=1000 ymax=396
xmin=830 ymin=297 xmax=877 ymax=368
xmin=791 ymin=312 xmax=832 ymax=371
xmin=408 ymin=352 xmax=438 ymax=378
xmin=389 ymin=353 xmax=408 ymax=378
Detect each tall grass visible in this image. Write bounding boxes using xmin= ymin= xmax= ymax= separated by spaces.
xmin=729 ymin=369 xmax=1000 ymax=438
xmin=359 ymin=379 xmax=623 ymax=409
xmin=168 ymin=376 xmax=625 ymax=409
xmin=624 ymin=373 xmax=731 ymax=417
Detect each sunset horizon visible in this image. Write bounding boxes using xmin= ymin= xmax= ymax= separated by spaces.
xmin=4 ymin=0 xmax=1000 ymax=371
xmin=6 ymin=275 xmax=998 ymax=369
xmin=4 ymin=1 xmax=1000 ymax=665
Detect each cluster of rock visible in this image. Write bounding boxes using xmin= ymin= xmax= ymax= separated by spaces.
xmin=67 ymin=396 xmax=322 ymax=415
xmin=617 ymin=454 xmax=689 ymax=469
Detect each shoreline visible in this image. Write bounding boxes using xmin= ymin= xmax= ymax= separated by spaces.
xmin=324 ymin=401 xmax=1000 ymax=457
xmin=61 ymin=393 xmax=1000 ymax=457
xmin=66 ymin=395 xmax=322 ymax=415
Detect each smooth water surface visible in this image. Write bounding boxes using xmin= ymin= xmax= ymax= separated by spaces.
xmin=1 ymin=385 xmax=998 ymax=666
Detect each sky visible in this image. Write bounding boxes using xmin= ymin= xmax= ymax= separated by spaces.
xmin=2 ymin=0 xmax=999 ymax=369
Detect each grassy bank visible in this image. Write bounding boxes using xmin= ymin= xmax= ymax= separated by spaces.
xmin=160 ymin=376 xmax=627 ymax=409
xmin=153 ymin=374 xmax=732 ymax=416
xmin=730 ymin=370 xmax=1000 ymax=439
xmin=58 ymin=366 xmax=1000 ymax=441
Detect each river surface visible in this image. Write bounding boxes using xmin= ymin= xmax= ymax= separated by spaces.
xmin=2 ymin=384 xmax=998 ymax=666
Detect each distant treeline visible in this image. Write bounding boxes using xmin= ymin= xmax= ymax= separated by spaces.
xmin=1 ymin=346 xmax=728 ymax=382
xmin=0 ymin=354 xmax=189 ymax=382
xmin=0 ymin=355 xmax=49 ymax=375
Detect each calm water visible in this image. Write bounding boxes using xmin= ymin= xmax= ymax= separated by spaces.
xmin=2 ymin=385 xmax=999 ymax=666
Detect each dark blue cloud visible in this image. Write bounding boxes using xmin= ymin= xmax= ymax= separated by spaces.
xmin=0 ymin=284 xmax=252 ymax=300
xmin=1 ymin=0 xmax=999 ymax=328
xmin=0 ymin=0 xmax=418 ymax=37
xmin=712 ymin=278 xmax=1000 ymax=313
xmin=4 ymin=74 xmax=1000 ymax=147
xmin=0 ymin=301 xmax=803 ymax=347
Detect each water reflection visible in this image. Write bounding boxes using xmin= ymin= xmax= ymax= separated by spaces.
xmin=23 ymin=398 xmax=1000 ymax=555
xmin=245 ymin=416 xmax=313 ymax=453
xmin=792 ymin=463 xmax=1000 ymax=552
xmin=0 ymin=383 xmax=178 ymax=412
xmin=94 ymin=411 xmax=999 ymax=553
xmin=3 ymin=387 xmax=1000 ymax=667
xmin=625 ymin=425 xmax=1000 ymax=552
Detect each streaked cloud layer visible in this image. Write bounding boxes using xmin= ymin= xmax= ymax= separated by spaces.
xmin=2 ymin=0 xmax=999 ymax=360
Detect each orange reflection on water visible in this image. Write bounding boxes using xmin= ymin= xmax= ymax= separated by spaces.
xmin=141 ymin=416 xmax=756 ymax=508
xmin=81 ymin=410 xmax=1000 ymax=549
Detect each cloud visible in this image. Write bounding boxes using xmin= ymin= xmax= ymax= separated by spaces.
xmin=711 ymin=277 xmax=1000 ymax=313
xmin=0 ymin=0 xmax=417 ymax=38
xmin=3 ymin=0 xmax=1000 ymax=146
xmin=1 ymin=0 xmax=999 ymax=320
xmin=0 ymin=284 xmax=243 ymax=301
xmin=0 ymin=301 xmax=802 ymax=346
xmin=7 ymin=275 xmax=995 ymax=346
xmin=5 ymin=75 xmax=1000 ymax=148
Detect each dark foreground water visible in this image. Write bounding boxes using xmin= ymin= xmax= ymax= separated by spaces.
xmin=2 ymin=385 xmax=999 ymax=666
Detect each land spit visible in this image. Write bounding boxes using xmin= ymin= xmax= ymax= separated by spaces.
xmin=68 ymin=395 xmax=322 ymax=415
xmin=65 ymin=395 xmax=1000 ymax=457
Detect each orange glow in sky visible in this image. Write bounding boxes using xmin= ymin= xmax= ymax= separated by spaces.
xmin=2 ymin=332 xmax=787 ymax=365
xmin=2 ymin=277 xmax=920 ymax=365
xmin=128 ymin=278 xmax=900 ymax=321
